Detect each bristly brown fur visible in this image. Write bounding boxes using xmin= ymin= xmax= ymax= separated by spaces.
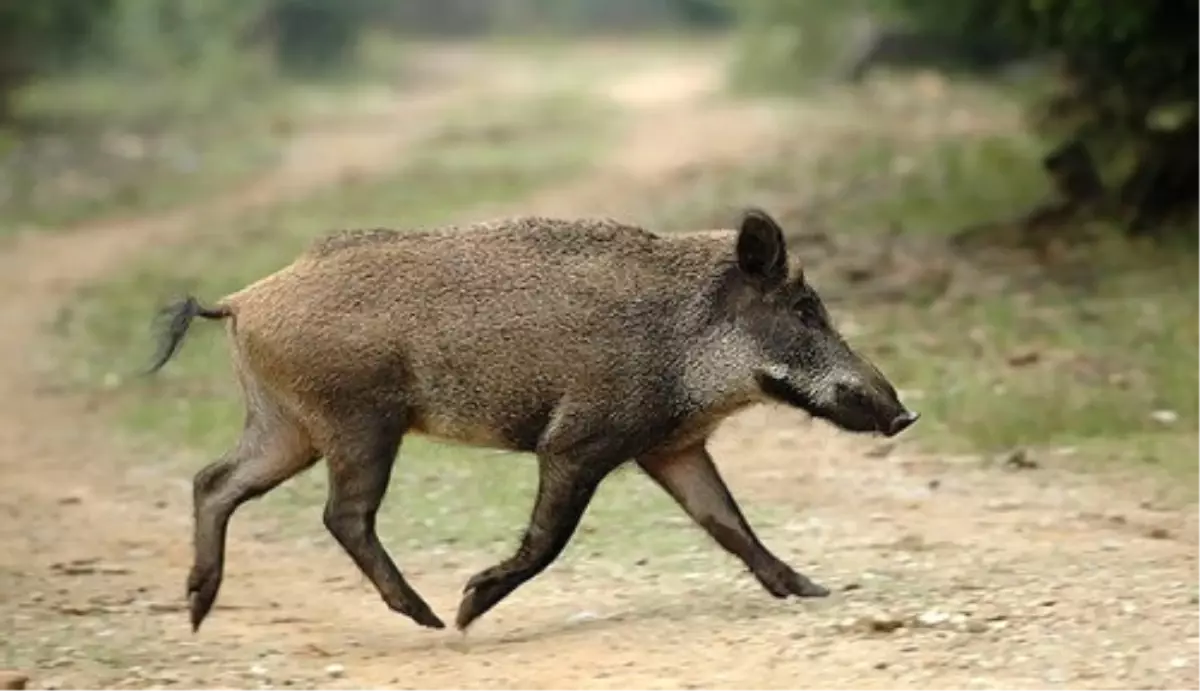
xmin=150 ymin=210 xmax=916 ymax=636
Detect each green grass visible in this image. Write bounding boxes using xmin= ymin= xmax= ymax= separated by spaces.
xmin=644 ymin=78 xmax=1198 ymax=491
xmin=0 ymin=37 xmax=420 ymax=238
xmin=2 ymin=88 xmax=270 ymax=236
xmin=725 ymin=1 xmax=863 ymax=94
xmin=860 ymin=250 xmax=1198 ymax=472
xmin=54 ymin=86 xmax=787 ymax=570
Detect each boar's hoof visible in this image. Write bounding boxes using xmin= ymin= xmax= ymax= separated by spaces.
xmin=391 ymin=599 xmax=448 ymax=633
xmin=186 ymin=566 xmax=221 ymax=633
xmin=400 ymin=601 xmax=446 ymax=630
xmin=456 ymin=567 xmax=522 ymax=631
xmin=756 ymin=563 xmax=831 ymax=599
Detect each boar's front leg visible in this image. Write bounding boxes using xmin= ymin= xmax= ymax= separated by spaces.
xmin=637 ymin=444 xmax=830 ymax=600
xmin=455 ymin=430 xmax=626 ymax=630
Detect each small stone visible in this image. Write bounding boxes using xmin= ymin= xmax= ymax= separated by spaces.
xmin=915 ymin=610 xmax=950 ymax=628
xmin=301 ymin=643 xmax=333 ymax=658
xmin=1150 ymin=409 xmax=1178 ymax=425
xmin=565 ymin=610 xmax=600 ymax=625
xmin=1001 ymin=448 xmax=1038 ymax=470
xmin=324 ymin=663 xmax=345 ymax=679
xmin=963 ymin=620 xmax=989 ymax=634
xmin=1169 ymin=657 xmax=1189 ymax=669
xmin=985 ymin=499 xmax=1023 ymax=512
xmin=869 ymin=619 xmax=904 ymax=634
xmin=865 ymin=612 xmax=905 ymax=633
xmin=248 ymin=664 xmax=268 ymax=678
xmin=873 ymin=661 xmax=889 ymax=670
xmin=1006 ymin=349 xmax=1040 ymax=367
xmin=1147 ymin=527 xmax=1171 ymax=540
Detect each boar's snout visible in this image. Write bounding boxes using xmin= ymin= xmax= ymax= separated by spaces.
xmin=886 ymin=409 xmax=920 ymax=437
xmin=825 ymin=356 xmax=919 ymax=438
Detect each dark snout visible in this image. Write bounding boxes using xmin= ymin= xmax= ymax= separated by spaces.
xmin=757 ymin=340 xmax=921 ymax=438
xmin=826 ymin=379 xmax=920 ymax=437
xmin=885 ymin=409 xmax=920 ymax=438
xmin=818 ymin=348 xmax=921 ymax=438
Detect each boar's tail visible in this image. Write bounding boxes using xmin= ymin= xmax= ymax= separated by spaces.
xmin=145 ymin=296 xmax=233 ymax=375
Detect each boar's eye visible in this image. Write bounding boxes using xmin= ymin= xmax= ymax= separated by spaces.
xmin=791 ymin=294 xmax=825 ymax=327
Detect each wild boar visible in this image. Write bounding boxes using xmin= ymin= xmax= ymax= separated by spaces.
xmin=148 ymin=208 xmax=918 ymax=634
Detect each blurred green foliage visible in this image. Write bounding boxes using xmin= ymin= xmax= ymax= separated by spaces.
xmin=730 ymin=0 xmax=1197 ymax=235
xmin=733 ymin=0 xmax=1196 ymax=115
xmin=259 ymin=0 xmax=379 ymax=77
xmin=893 ymin=0 xmax=1197 ymax=129
xmin=727 ymin=0 xmax=873 ymax=91
xmin=0 ymin=0 xmax=735 ymax=117
xmin=0 ymin=0 xmax=115 ymax=115
xmin=900 ymin=0 xmax=1197 ymax=236
xmin=0 ymin=0 xmax=399 ymax=237
xmin=0 ymin=0 xmax=379 ymax=115
xmin=501 ymin=0 xmax=732 ymax=32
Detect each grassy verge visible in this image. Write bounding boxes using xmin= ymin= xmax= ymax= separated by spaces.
xmin=0 ymin=37 xmax=420 ymax=239
xmin=55 ymin=87 xmax=781 ymax=572
xmin=647 ymin=75 xmax=1198 ymax=493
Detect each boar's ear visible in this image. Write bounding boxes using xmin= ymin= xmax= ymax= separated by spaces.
xmin=735 ymin=207 xmax=788 ymax=287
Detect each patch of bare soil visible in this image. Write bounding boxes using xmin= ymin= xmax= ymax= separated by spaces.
xmin=1 ymin=43 xmax=1196 ymax=691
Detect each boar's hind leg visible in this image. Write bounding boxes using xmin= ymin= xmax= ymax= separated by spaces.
xmin=322 ymin=421 xmax=444 ymax=630
xmin=189 ymin=414 xmax=318 ymax=633
xmin=637 ymin=444 xmax=830 ymax=600
xmin=455 ymin=449 xmax=620 ymax=631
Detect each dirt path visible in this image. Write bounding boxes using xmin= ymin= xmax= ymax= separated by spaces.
xmin=2 ymin=42 xmax=1196 ymax=690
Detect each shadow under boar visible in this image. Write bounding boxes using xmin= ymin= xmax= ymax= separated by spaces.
xmin=148 ymin=208 xmax=919 ymax=634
